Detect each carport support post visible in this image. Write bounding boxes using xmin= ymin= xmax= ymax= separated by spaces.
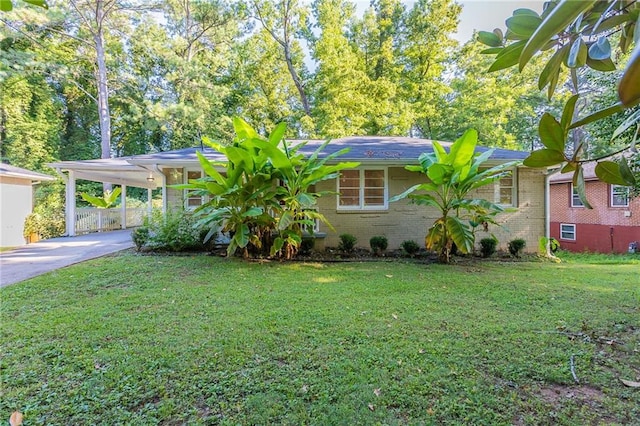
xmin=147 ymin=188 xmax=153 ymax=218
xmin=120 ymin=185 xmax=127 ymax=229
xmin=66 ymin=170 xmax=76 ymax=237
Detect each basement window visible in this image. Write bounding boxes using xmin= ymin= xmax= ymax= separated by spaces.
xmin=560 ymin=223 xmax=576 ymax=241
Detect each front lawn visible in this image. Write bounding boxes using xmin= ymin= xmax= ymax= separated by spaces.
xmin=1 ymin=253 xmax=638 ymax=424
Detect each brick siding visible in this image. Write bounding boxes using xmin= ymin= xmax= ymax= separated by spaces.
xmin=550 ymin=181 xmax=640 ymax=253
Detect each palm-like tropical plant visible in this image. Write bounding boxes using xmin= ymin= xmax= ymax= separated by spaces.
xmin=178 ymin=118 xmax=358 ymax=259
xmin=391 ymin=129 xmax=520 ymax=263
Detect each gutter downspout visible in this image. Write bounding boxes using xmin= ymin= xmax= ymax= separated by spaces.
xmin=545 ymin=167 xmax=562 ymax=257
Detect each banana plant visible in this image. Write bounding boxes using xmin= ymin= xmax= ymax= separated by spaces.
xmin=177 ymin=117 xmax=358 ymax=259
xmin=252 ymin=125 xmax=359 ymax=259
xmin=80 ymin=187 xmax=122 ymax=208
xmin=390 ymin=129 xmax=520 ymax=264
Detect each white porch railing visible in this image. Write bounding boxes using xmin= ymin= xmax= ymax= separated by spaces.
xmin=75 ymin=208 xmax=146 ymax=234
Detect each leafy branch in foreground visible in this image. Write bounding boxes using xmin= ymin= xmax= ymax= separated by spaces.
xmin=479 ymin=0 xmax=639 ymax=206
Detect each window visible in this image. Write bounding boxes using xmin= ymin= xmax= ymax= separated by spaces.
xmin=611 ymin=185 xmax=630 ymax=207
xmin=185 ymin=169 xmax=204 ymax=208
xmin=337 ymin=168 xmax=387 ymax=210
xmin=481 ymin=167 xmax=517 ymax=206
xmin=571 ymin=185 xmax=584 ymax=207
xmin=560 ymin=223 xmax=576 ymax=241
xmin=496 ymin=171 xmax=516 ymax=206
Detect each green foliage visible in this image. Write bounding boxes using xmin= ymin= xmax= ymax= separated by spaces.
xmin=400 ymin=239 xmax=420 ymax=256
xmin=0 ymin=0 xmax=47 ymax=13
xmin=539 ymin=236 xmax=560 ymax=255
xmin=22 ymin=210 xmax=64 ymax=240
xmin=80 ymin=187 xmax=122 ymax=208
xmin=131 ymin=226 xmax=150 ymax=251
xmin=479 ymin=237 xmax=498 ymax=258
xmin=480 ymin=1 xmax=640 ymax=206
xmin=338 ymin=233 xmax=357 ymax=253
xmin=299 ymin=236 xmax=315 ymax=256
xmin=508 ymin=238 xmax=527 ymax=258
xmin=179 ymin=118 xmax=358 ymax=259
xmin=138 ymin=209 xmax=210 ymax=252
xmin=369 ymin=235 xmax=388 ymax=255
xmin=391 ymin=129 xmax=520 ymax=263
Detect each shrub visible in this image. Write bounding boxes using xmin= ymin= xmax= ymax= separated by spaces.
xmin=131 ymin=226 xmax=150 ymax=251
xmin=401 ymin=240 xmax=420 ymax=256
xmin=538 ymin=236 xmax=560 ymax=255
xmin=338 ymin=233 xmax=357 ymax=253
xmin=299 ymin=237 xmax=315 ymax=256
xmin=139 ymin=209 xmax=214 ymax=252
xmin=508 ymin=238 xmax=527 ymax=257
xmin=479 ymin=237 xmax=498 ymax=258
xmin=369 ymin=236 xmax=388 ymax=255
xmin=23 ymin=211 xmax=65 ymax=240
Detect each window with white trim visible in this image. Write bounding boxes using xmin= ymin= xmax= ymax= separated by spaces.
xmin=560 ymin=223 xmax=576 ymax=241
xmin=611 ymin=185 xmax=630 ymax=207
xmin=496 ymin=171 xmax=516 ymax=206
xmin=571 ymin=185 xmax=584 ymax=207
xmin=185 ymin=169 xmax=204 ymax=209
xmin=337 ymin=168 xmax=387 ymax=210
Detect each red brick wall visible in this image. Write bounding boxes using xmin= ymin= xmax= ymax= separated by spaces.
xmin=550 ymin=181 xmax=640 ymax=253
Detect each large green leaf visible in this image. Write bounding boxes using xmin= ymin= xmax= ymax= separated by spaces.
xmin=567 ymin=37 xmax=587 ymax=68
xmin=446 ymin=216 xmax=474 ymax=254
xmin=523 ymin=149 xmax=565 ymax=167
xmin=80 ymin=193 xmax=107 ymax=208
xmin=588 ymin=36 xmax=611 ymax=60
xmin=595 ymin=161 xmax=631 ymax=185
xmin=539 ymin=113 xmax=565 ymax=151
xmin=197 ymin=151 xmax=226 ymax=185
xmin=478 ymin=31 xmax=502 ymax=47
xmin=519 ymin=0 xmax=597 ymax=70
xmin=538 ymin=44 xmax=568 ymax=91
xmin=488 ymin=40 xmax=527 ymax=72
xmin=0 ymin=0 xmax=12 ymax=10
xmin=572 ymin=166 xmax=592 ymax=209
xmin=619 ymin=157 xmax=637 ymax=185
xmin=506 ymin=14 xmax=542 ymax=37
xmin=570 ymin=102 xmax=626 ymax=128
xmin=448 ymin=129 xmax=478 ymax=170
xmin=585 ymin=56 xmax=616 ymax=72
xmin=619 ymin=44 xmax=640 ymax=107
xmin=560 ymin=94 xmax=579 ymax=131
xmin=427 ymin=163 xmax=450 ymax=185
xmin=268 ymin=122 xmax=287 ymax=146
xmin=232 ymin=117 xmax=259 ymax=141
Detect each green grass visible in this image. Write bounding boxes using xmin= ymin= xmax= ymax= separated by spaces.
xmin=1 ymin=252 xmax=639 ymax=425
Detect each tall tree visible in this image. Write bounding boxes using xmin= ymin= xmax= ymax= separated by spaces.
xmin=399 ymin=0 xmax=460 ymax=138
xmin=252 ymin=0 xmax=312 ymax=118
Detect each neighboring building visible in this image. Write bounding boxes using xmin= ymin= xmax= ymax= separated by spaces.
xmin=50 ymin=137 xmax=547 ymax=252
xmin=549 ymin=163 xmax=640 ymax=253
xmin=0 ymin=164 xmax=56 ymax=247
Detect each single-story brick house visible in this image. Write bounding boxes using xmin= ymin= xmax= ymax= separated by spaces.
xmin=50 ymin=137 xmax=548 ymax=252
xmin=549 ymin=162 xmax=640 ymax=253
xmin=0 ymin=164 xmax=56 ymax=247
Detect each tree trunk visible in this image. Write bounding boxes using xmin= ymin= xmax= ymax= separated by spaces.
xmin=94 ymin=0 xmax=112 ymax=191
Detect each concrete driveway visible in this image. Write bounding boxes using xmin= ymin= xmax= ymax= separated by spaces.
xmin=0 ymin=229 xmax=134 ymax=287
